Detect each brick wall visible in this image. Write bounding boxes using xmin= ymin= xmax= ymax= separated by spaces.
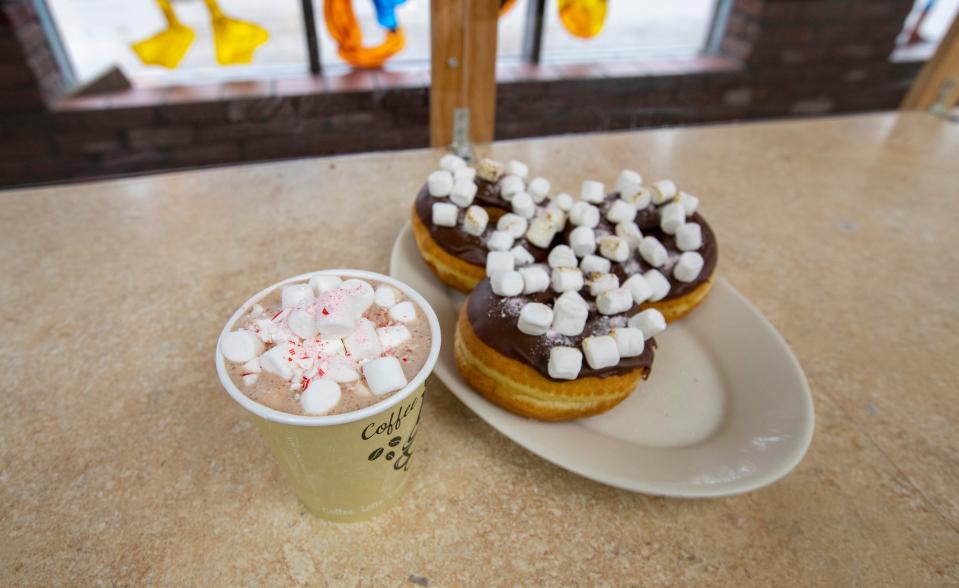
xmin=0 ymin=0 xmax=926 ymax=188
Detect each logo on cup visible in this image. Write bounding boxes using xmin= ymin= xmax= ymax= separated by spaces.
xmin=364 ymin=396 xmax=422 ymax=472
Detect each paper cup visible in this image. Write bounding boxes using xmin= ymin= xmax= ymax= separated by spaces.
xmin=215 ymin=270 xmax=441 ymax=522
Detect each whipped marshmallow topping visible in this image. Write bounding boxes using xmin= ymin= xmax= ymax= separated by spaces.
xmin=222 ymin=274 xmax=430 ymax=416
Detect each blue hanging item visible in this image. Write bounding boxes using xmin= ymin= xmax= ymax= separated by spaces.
xmin=371 ymin=0 xmax=407 ymax=31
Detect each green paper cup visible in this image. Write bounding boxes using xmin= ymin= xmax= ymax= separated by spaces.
xmin=215 ymin=270 xmax=441 ymax=522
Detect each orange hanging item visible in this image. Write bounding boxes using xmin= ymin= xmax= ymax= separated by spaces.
xmin=499 ymin=0 xmax=517 ymax=17
xmin=558 ymin=0 xmax=607 ymax=39
xmin=324 ymin=0 xmax=405 ymax=69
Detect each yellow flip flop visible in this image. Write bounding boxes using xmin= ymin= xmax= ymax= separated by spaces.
xmin=131 ymin=0 xmax=196 ymax=68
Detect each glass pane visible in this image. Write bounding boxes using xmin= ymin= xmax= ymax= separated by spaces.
xmin=498 ymin=0 xmax=527 ymax=59
xmin=541 ymin=0 xmax=715 ymax=62
xmin=898 ymin=0 xmax=959 ymax=46
xmin=45 ymin=0 xmax=308 ymax=87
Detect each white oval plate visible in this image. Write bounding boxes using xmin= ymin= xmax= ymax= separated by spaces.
xmin=390 ymin=223 xmax=814 ymax=497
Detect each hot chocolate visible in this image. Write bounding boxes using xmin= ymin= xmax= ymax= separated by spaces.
xmin=220 ymin=273 xmax=432 ymax=416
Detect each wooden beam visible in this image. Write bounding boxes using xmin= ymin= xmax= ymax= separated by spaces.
xmin=430 ymin=0 xmax=499 ymax=148
xmin=901 ymin=13 xmax=959 ymax=110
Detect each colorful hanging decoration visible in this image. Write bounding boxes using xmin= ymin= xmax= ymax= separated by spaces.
xmin=132 ymin=0 xmax=269 ymax=68
xmin=324 ymin=0 xmax=407 ymax=69
xmin=558 ymin=0 xmax=607 ymax=39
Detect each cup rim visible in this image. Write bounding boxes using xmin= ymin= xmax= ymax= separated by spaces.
xmin=215 ymin=269 xmax=441 ymax=427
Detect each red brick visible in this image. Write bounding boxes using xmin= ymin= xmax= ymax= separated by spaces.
xmin=0 ymin=62 xmax=35 ymax=87
xmin=54 ymin=132 xmax=122 ymax=154
xmin=167 ymin=142 xmax=241 ymax=165
xmin=77 ymin=107 xmax=157 ymax=130
xmin=126 ymin=126 xmax=194 ymax=149
xmin=156 ymin=101 xmax=227 ymax=124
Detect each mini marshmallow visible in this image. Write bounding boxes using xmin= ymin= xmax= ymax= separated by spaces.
xmin=676 ymin=191 xmax=699 ymax=215
xmin=310 ymin=273 xmax=342 ymax=296
xmin=580 ymin=254 xmax=611 ymax=275
xmin=581 ymin=180 xmax=606 ymax=204
xmin=288 ymin=309 xmax=318 ymax=339
xmin=611 ymin=327 xmax=645 ymax=358
xmin=511 ymin=192 xmax=536 ymax=219
xmin=376 ymin=325 xmax=412 ymax=350
xmin=300 ymin=379 xmax=341 ymax=415
xmin=476 ymin=158 xmax=502 ymax=182
xmin=651 ymin=179 xmax=678 ymax=204
xmin=551 ymin=267 xmax=584 ymax=293
xmin=339 ymin=279 xmax=375 ymax=318
xmin=569 ymin=226 xmax=597 ymax=257
xmin=569 ymin=201 xmax=600 ymax=228
xmin=220 ymin=330 xmax=264 ymax=363
xmin=250 ymin=304 xmax=265 ymax=316
xmin=551 ymin=291 xmax=589 ymax=336
xmin=242 ymin=373 xmax=259 ymax=386
xmin=450 ymin=180 xmax=478 ymax=208
xmin=550 ymin=192 xmax=574 ymax=212
xmin=527 ymin=177 xmax=550 ymax=203
xmin=500 ymin=175 xmax=525 ymax=201
xmin=676 ymin=222 xmax=703 ymax=251
xmin=525 ymin=217 xmax=557 ymax=249
xmin=597 ymin=286 xmax=633 ymax=315
xmin=363 ymin=356 xmax=408 ymax=395
xmin=509 ymin=245 xmax=536 ymax=267
xmin=486 ymin=230 xmax=514 ymax=252
xmin=643 ymin=269 xmax=671 ymax=302
xmin=587 ymin=272 xmax=620 ymax=297
xmin=505 ymin=160 xmax=529 ymax=179
xmin=510 ymin=245 xmax=535 ymax=267
xmin=623 ymin=274 xmax=653 ymax=305
xmin=615 ymin=221 xmax=643 ymax=250
xmin=454 ymin=166 xmax=476 ymax=182
xmin=659 ymin=202 xmax=685 ymax=235
xmin=491 ymin=270 xmax=524 ymax=297
xmin=497 ymin=213 xmax=528 ymax=238
xmin=614 ymin=169 xmax=643 ymax=199
xmin=315 ymin=290 xmax=356 ymax=339
xmin=440 ymin=153 xmax=467 ymax=172
xmin=639 ymin=236 xmax=668 ymax=267
xmin=606 ymin=199 xmax=637 ymax=224
xmin=388 ymin=301 xmax=417 ymax=323
xmin=242 ymin=358 xmax=261 ymax=374
xmin=317 ymin=337 xmax=345 ymax=356
xmin=282 ymin=284 xmax=314 ymax=309
xmin=427 ymin=170 xmax=454 ymax=197
xmin=599 ymin=236 xmax=630 ymax=263
xmin=432 ymin=202 xmax=458 ymax=227
xmin=519 ymin=265 xmax=550 ymax=294
xmin=631 ymin=187 xmax=652 ymax=209
xmin=548 ymin=245 xmax=578 ymax=269
xmin=517 ymin=302 xmax=554 ymax=336
xmin=373 ymin=285 xmax=398 ymax=308
xmin=582 ymin=336 xmax=620 ymax=370
xmin=543 ymin=208 xmax=566 ymax=232
xmin=629 ymin=308 xmax=666 ymax=339
xmin=548 ymin=346 xmax=583 ymax=380
xmin=462 ymin=205 xmax=489 ymax=236
xmin=344 ymin=318 xmax=382 ymax=361
xmin=486 ymin=250 xmax=514 ymax=276
xmin=323 ymin=356 xmax=360 ymax=383
xmin=259 ymin=342 xmax=295 ymax=381
xmin=673 ymin=251 xmax=705 ymax=283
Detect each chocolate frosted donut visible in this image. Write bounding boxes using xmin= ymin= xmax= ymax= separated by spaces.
xmin=412 ymin=156 xmax=719 ymax=420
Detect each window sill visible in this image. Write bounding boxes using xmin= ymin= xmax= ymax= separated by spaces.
xmin=497 ymin=55 xmax=742 ymax=83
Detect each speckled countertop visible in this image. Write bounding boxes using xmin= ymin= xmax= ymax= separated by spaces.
xmin=2 ymin=112 xmax=957 ymax=586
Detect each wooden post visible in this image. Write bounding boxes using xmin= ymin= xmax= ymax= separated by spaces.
xmin=901 ymin=14 xmax=959 ymax=111
xmin=430 ymin=0 xmax=499 ymax=148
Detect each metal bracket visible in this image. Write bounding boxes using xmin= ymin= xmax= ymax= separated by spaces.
xmin=452 ymin=107 xmax=472 ymax=159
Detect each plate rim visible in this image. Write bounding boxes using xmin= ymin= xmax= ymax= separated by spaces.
xmin=390 ymin=222 xmax=815 ymax=497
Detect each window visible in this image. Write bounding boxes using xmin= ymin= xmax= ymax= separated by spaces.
xmin=898 ymin=0 xmax=959 ymax=48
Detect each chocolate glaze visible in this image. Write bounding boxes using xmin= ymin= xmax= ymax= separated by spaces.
xmin=416 ymin=182 xmax=718 ymax=300
xmin=467 ymin=279 xmax=655 ymax=380
xmin=414 ymin=184 xmax=559 ymax=265
xmin=564 ymin=194 xmax=719 ymax=299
